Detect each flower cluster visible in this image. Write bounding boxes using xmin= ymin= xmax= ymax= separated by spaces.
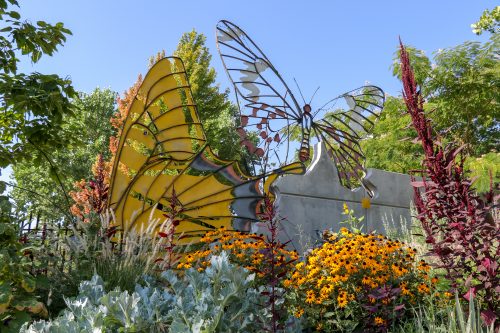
xmin=177 ymin=227 xmax=298 ymax=280
xmin=285 ymin=228 xmax=441 ymax=332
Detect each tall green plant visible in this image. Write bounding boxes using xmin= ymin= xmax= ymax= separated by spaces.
xmin=10 ymin=88 xmax=118 ymax=223
xmin=173 ymin=30 xmax=247 ymax=163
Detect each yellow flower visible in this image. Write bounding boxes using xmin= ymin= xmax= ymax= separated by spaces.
xmin=337 ymin=296 xmax=348 ymax=308
xmin=294 ymin=308 xmax=304 ymax=318
xmin=374 ymin=317 xmax=386 ymax=326
xmin=305 ymin=290 xmax=316 ymax=304
xmin=361 ymin=197 xmax=371 ymax=209
xmin=343 ymin=203 xmax=349 ymax=214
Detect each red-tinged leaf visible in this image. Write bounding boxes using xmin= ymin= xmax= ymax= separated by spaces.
xmin=480 ymin=309 xmax=497 ymax=327
xmin=158 ymin=232 xmax=168 ymax=238
xmin=277 ymin=271 xmax=287 ymax=278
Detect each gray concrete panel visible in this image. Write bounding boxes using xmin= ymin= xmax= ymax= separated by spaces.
xmin=253 ymin=143 xmax=414 ymax=253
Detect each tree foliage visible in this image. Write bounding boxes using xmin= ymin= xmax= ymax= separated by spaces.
xmin=173 ymin=30 xmax=244 ymax=162
xmin=471 ymin=6 xmax=500 ymax=35
xmin=0 ymin=0 xmax=75 ymax=167
xmin=10 ymin=89 xmax=117 ymax=222
xmin=364 ymin=34 xmax=499 ymax=189
xmin=361 ymin=96 xmax=423 ymax=174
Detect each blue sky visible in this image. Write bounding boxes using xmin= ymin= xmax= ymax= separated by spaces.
xmin=16 ymin=1 xmax=491 ymax=96
xmin=1 ymin=0 xmax=494 ymax=183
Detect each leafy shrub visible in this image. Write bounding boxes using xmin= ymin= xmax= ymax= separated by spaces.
xmin=285 ymin=228 xmax=443 ymax=332
xmin=164 ymin=252 xmax=266 ymax=332
xmin=178 ymin=197 xmax=299 ymax=332
xmin=0 ymin=197 xmax=47 ymax=332
xmin=22 ymin=252 xmax=269 ymax=332
xmin=21 ymin=274 xmax=172 ymax=332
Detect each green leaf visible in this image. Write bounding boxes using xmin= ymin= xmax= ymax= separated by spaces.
xmin=7 ymin=10 xmax=19 ymax=19
xmin=0 ymin=282 xmax=13 ymax=314
xmin=3 ymin=309 xmax=31 ymax=332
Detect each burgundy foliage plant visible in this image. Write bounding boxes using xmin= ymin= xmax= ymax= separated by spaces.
xmin=257 ymin=196 xmax=297 ymax=332
xmin=399 ymin=40 xmax=499 ymax=326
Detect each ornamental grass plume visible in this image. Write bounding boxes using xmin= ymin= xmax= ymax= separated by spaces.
xmin=399 ymin=39 xmax=499 ymax=327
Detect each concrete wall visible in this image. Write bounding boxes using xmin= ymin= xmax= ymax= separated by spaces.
xmin=253 ymin=143 xmax=414 ymax=253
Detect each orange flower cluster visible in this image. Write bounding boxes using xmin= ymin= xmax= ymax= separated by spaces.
xmin=177 ymin=227 xmax=298 ymax=279
xmin=286 ymin=228 xmax=439 ymax=331
xmin=69 ymin=154 xmax=110 ymax=221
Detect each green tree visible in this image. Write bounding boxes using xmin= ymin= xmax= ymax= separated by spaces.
xmin=0 ymin=0 xmax=75 ymax=168
xmin=471 ymin=6 xmax=500 ymax=35
xmin=361 ymin=96 xmax=423 ymax=174
xmin=10 ymin=89 xmax=117 ymax=222
xmin=363 ymin=35 xmax=499 ymax=190
xmin=391 ymin=35 xmax=499 ymax=156
xmin=173 ymin=30 xmax=244 ymax=162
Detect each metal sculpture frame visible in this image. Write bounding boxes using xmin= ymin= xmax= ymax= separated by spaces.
xmin=107 ymin=57 xmax=302 ymax=240
xmin=216 ymin=20 xmax=385 ymax=192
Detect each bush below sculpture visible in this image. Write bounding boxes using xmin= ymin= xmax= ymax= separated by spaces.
xmin=21 ymin=253 xmax=270 ymax=333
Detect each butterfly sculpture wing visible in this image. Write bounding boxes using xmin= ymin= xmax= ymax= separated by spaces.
xmin=217 ymin=20 xmax=385 ymax=192
xmin=108 ymin=57 xmax=271 ymax=239
xmin=312 ymin=86 xmax=385 ymax=190
xmin=216 ymin=20 xmax=304 ymax=175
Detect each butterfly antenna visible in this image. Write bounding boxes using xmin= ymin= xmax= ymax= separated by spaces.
xmin=309 ymin=86 xmax=320 ymax=104
xmin=293 ymin=78 xmax=307 ymax=105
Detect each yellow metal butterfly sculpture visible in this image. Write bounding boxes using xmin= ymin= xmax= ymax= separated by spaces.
xmin=107 ymin=57 xmax=300 ymax=239
xmin=108 ymin=20 xmax=385 ymax=237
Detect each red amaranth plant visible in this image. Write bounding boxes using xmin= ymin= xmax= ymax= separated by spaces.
xmin=156 ymin=188 xmax=183 ymax=270
xmin=399 ymin=40 xmax=499 ymax=326
xmin=256 ymin=196 xmax=297 ymax=332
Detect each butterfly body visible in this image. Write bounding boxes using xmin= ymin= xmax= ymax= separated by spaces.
xmin=216 ymin=20 xmax=385 ymax=191
xmin=298 ymin=104 xmax=313 ymax=162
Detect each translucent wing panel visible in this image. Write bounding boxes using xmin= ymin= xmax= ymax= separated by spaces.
xmin=312 ymin=86 xmax=385 ymax=190
xmin=115 ymin=145 xmax=266 ymax=241
xmin=216 ymin=20 xmax=303 ymax=173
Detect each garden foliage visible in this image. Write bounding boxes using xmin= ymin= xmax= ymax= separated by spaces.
xmin=22 ymin=253 xmax=268 ymax=333
xmin=0 ymin=206 xmax=47 ymax=332
xmin=399 ymin=41 xmax=499 ymax=327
